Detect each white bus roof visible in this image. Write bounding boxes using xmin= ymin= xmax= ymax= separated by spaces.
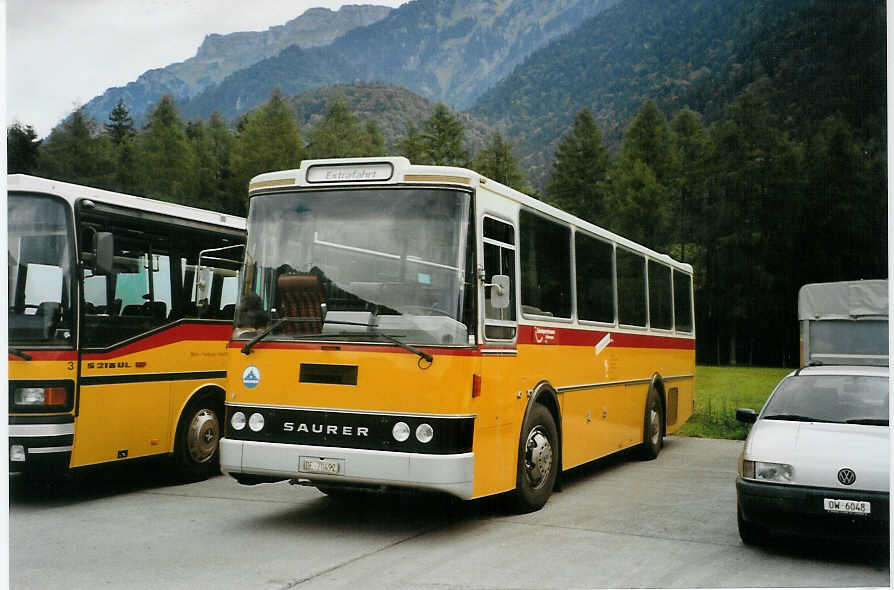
xmin=798 ymin=280 xmax=888 ymax=320
xmin=8 ymin=174 xmax=245 ymax=231
xmin=249 ymin=157 xmax=693 ymax=275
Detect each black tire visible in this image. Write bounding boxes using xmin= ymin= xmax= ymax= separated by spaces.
xmin=511 ymin=403 xmax=559 ymax=513
xmin=173 ymin=394 xmax=223 ymax=481
xmin=737 ymin=505 xmax=767 ymax=545
xmin=638 ymin=389 xmax=664 ymax=460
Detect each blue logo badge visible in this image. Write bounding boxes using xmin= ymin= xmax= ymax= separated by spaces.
xmin=242 ymin=365 xmax=261 ymax=389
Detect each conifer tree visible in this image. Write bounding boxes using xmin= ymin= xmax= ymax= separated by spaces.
xmin=305 ymin=98 xmax=363 ymax=158
xmin=37 ymin=108 xmax=112 ymax=187
xmin=545 ymin=109 xmax=609 ymax=223
xmin=398 ymin=121 xmax=426 ymax=163
xmin=420 ymin=104 xmax=468 ymax=166
xmin=230 ymin=88 xmax=304 ymax=206
xmin=472 ymin=132 xmax=528 ymax=193
xmin=7 ymin=122 xmax=41 ymax=174
xmin=104 ymin=98 xmax=135 ymax=146
xmin=135 ymin=94 xmax=198 ymax=203
xmin=361 ymin=120 xmax=386 ymax=157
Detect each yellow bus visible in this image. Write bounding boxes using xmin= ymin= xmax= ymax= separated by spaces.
xmin=221 ymin=157 xmax=694 ymax=511
xmin=8 ymin=175 xmax=245 ymax=479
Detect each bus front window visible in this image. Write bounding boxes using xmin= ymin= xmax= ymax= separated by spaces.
xmin=8 ymin=193 xmax=75 ymax=346
xmin=235 ymin=188 xmax=473 ymax=346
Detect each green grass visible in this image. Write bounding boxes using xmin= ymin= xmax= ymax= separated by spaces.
xmin=677 ymin=365 xmax=792 ymax=440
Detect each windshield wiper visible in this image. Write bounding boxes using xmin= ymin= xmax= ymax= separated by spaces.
xmin=845 ymin=418 xmax=889 ymax=426
xmin=241 ymin=317 xmax=322 ymax=355
xmin=9 ymin=347 xmax=31 ymax=361
xmin=241 ymin=317 xmax=434 ymax=363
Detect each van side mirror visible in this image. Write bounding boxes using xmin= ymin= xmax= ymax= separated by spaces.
xmin=489 ymin=274 xmax=511 ymax=310
xmin=94 ymin=232 xmax=114 ymax=275
xmin=735 ymin=408 xmax=758 ymax=424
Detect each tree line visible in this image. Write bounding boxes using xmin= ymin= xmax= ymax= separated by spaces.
xmin=7 ymin=88 xmax=885 ymax=366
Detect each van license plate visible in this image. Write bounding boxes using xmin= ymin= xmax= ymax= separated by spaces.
xmin=300 ymin=457 xmax=342 ymax=475
xmin=824 ymin=498 xmax=870 ymax=516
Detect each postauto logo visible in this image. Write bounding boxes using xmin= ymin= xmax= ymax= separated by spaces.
xmin=242 ymin=365 xmax=261 ymax=389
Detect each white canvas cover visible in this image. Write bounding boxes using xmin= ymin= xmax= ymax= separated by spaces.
xmin=798 ymin=280 xmax=888 ymax=320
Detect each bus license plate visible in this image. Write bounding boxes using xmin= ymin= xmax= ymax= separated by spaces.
xmin=824 ymin=498 xmax=870 ymax=516
xmin=300 ymin=457 xmax=342 ymax=475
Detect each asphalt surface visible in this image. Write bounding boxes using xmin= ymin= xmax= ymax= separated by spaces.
xmin=9 ymin=436 xmax=890 ymax=589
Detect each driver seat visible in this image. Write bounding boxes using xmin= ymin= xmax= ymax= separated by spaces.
xmin=277 ymin=273 xmax=325 ymax=334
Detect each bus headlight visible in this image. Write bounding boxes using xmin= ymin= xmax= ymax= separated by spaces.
xmin=415 ymin=423 xmax=434 ymax=443
xmin=11 ymin=384 xmax=72 ymax=411
xmin=14 ymin=386 xmax=67 ymax=406
xmin=230 ymin=411 xmax=247 ymax=431
xmin=392 ymin=421 xmax=410 ymax=442
xmin=249 ymin=413 xmax=265 ymax=432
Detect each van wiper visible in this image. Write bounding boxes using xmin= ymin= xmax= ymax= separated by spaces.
xmin=9 ymin=347 xmax=31 ymax=361
xmin=241 ymin=317 xmax=434 ymax=363
xmin=845 ymin=418 xmax=889 ymax=426
xmin=763 ymin=413 xmax=834 ymax=423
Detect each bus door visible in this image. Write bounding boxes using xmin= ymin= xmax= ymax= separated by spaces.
xmin=75 ymin=223 xmax=174 ymax=466
xmin=477 ymin=215 xmax=522 ymax=491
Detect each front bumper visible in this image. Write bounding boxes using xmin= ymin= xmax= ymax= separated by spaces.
xmin=9 ymin=417 xmax=74 ymax=474
xmin=221 ymin=438 xmax=475 ymax=499
xmin=736 ymin=477 xmax=889 ymax=541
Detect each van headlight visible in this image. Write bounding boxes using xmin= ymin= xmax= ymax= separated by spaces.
xmin=742 ymin=460 xmax=793 ymax=483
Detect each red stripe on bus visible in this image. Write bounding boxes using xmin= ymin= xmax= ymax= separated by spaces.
xmin=82 ymin=322 xmax=232 ymax=360
xmin=517 ymin=324 xmax=694 ymax=350
xmin=8 ymin=350 xmax=78 ymax=361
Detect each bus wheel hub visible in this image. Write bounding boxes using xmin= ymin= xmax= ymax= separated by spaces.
xmin=187 ymin=409 xmax=219 ymax=464
xmin=524 ymin=428 xmax=552 ymax=488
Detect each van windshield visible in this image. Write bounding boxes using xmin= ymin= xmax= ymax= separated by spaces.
xmin=763 ymin=375 xmax=889 ymax=424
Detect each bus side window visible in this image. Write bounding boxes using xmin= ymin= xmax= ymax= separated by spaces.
xmin=519 ymin=210 xmax=571 ymax=319
xmin=673 ymin=271 xmax=693 ymax=333
xmin=617 ymin=247 xmax=646 ymax=327
xmin=648 ymin=260 xmax=672 ymax=330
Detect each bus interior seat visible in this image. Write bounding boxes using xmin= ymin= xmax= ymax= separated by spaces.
xmin=219 ymin=304 xmax=235 ymax=319
xmin=277 ymin=273 xmax=325 ymax=334
xmin=122 ymin=304 xmax=144 ymax=316
xmin=148 ymin=301 xmax=167 ymax=319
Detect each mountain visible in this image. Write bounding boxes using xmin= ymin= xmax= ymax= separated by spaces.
xmin=180 ymin=0 xmax=621 ymax=121
xmin=81 ymin=5 xmax=392 ymax=126
xmin=471 ymin=0 xmax=812 ymax=182
xmin=289 ymin=82 xmax=495 ymax=154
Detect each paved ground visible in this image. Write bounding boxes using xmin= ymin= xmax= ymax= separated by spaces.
xmin=9 ymin=436 xmax=890 ymax=589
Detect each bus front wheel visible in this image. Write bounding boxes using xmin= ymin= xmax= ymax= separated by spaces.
xmin=174 ymin=395 xmax=222 ymax=481
xmin=511 ymin=404 xmax=558 ymax=513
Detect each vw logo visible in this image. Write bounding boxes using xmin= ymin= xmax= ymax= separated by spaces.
xmin=837 ymin=468 xmax=856 ymax=486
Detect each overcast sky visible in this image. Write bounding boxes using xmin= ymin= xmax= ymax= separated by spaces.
xmin=5 ymin=0 xmax=407 ymax=138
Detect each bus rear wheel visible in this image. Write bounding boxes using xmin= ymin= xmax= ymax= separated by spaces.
xmin=174 ymin=395 xmax=222 ymax=481
xmin=638 ymin=389 xmax=664 ymax=460
xmin=511 ymin=404 xmax=558 ymax=513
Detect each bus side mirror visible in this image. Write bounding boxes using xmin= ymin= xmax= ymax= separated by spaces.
xmin=195 ymin=267 xmax=213 ymax=309
xmin=94 ymin=232 xmax=114 ymax=275
xmin=489 ymin=274 xmax=511 ymax=310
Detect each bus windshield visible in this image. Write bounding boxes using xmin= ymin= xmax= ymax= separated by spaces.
xmin=235 ymin=188 xmax=473 ymax=346
xmin=8 ymin=193 xmax=76 ymax=346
